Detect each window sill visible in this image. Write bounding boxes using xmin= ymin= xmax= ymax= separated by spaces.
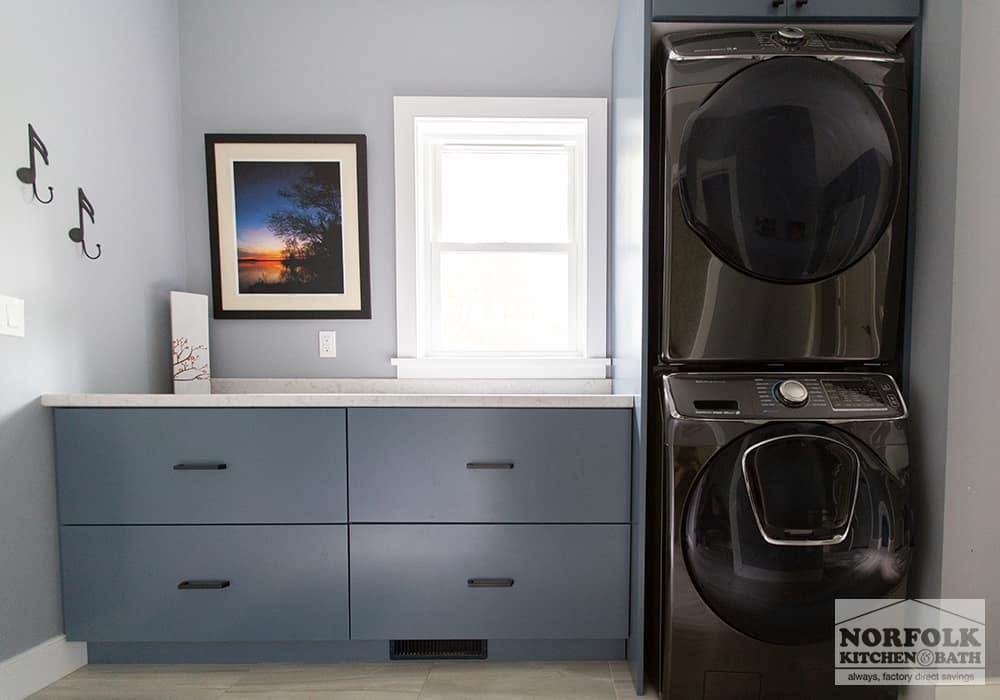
xmin=390 ymin=357 xmax=611 ymax=380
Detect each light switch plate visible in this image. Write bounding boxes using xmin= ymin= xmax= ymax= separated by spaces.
xmin=319 ymin=331 xmax=337 ymax=358
xmin=0 ymin=295 xmax=25 ymax=337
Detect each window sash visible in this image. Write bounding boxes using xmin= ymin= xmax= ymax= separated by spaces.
xmin=392 ymin=96 xmax=608 ymax=379
xmin=416 ymin=133 xmax=586 ymax=358
xmin=427 ymin=242 xmax=580 ymax=357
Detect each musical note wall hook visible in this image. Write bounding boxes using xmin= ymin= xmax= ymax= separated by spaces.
xmin=15 ymin=123 xmax=54 ymax=204
xmin=68 ymin=187 xmax=101 ymax=260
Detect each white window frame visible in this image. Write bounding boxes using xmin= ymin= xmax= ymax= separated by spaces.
xmin=392 ymin=96 xmax=609 ymax=379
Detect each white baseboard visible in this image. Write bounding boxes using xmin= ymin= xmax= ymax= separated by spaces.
xmin=0 ymin=635 xmax=87 ymax=699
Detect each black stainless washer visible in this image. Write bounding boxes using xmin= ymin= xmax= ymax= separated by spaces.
xmin=648 ymin=372 xmax=911 ymax=699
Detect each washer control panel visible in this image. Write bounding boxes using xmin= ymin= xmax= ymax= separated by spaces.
xmin=666 ymin=372 xmax=905 ymax=420
xmin=823 ymin=377 xmax=900 ymax=411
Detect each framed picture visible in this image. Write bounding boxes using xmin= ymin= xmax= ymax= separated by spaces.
xmin=205 ymin=133 xmax=371 ymax=318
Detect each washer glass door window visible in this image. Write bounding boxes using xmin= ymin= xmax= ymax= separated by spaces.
xmin=681 ymin=423 xmax=909 ymax=645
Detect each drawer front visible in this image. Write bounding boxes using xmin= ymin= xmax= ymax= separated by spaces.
xmin=790 ymin=0 xmax=920 ymax=18
xmin=653 ymin=0 xmax=784 ymax=18
xmin=350 ymin=524 xmax=629 ymax=640
xmin=348 ymin=409 xmax=631 ymax=523
xmin=55 ymin=409 xmax=347 ymax=524
xmin=61 ymin=525 xmax=349 ymax=642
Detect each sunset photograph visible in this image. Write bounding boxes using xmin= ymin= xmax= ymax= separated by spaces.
xmin=232 ymin=160 xmax=345 ymax=294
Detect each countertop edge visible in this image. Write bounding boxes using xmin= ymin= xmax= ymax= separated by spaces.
xmin=40 ymin=393 xmax=636 ymax=409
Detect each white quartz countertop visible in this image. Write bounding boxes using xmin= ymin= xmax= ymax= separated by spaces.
xmin=41 ymin=378 xmax=634 ymax=408
xmin=42 ymin=393 xmax=632 ymax=408
xmin=40 ymin=393 xmax=634 ymax=409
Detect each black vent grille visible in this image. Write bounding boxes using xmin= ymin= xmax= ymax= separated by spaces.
xmin=390 ymin=639 xmax=487 ymax=660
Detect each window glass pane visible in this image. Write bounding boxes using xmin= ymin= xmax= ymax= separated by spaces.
xmin=438 ymin=146 xmax=571 ymax=243
xmin=436 ymin=251 xmax=573 ymax=353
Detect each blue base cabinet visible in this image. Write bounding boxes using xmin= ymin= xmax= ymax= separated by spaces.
xmin=349 ymin=408 xmax=630 ymax=523
xmin=61 ymin=525 xmax=349 ymax=642
xmin=351 ymin=524 xmax=629 ymax=640
xmin=55 ymin=409 xmax=348 ymax=524
xmin=53 ymin=406 xmax=632 ymax=656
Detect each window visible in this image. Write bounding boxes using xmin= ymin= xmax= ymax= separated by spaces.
xmin=393 ymin=97 xmax=608 ymax=379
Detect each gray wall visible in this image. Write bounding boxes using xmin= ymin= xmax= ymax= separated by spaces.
xmin=909 ymin=0 xmax=1000 ymax=689
xmin=177 ymin=0 xmax=618 ymax=378
xmin=938 ymin=0 xmax=1000 ymax=680
xmin=0 ymin=0 xmax=186 ymax=661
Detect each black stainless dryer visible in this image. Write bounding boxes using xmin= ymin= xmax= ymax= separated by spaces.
xmin=658 ymin=28 xmax=911 ymax=365
xmin=650 ymin=372 xmax=912 ymax=699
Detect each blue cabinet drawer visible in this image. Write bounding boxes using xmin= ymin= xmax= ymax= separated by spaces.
xmin=790 ymin=0 xmax=920 ymax=18
xmin=653 ymin=0 xmax=784 ymax=18
xmin=61 ymin=525 xmax=349 ymax=642
xmin=350 ymin=524 xmax=629 ymax=640
xmin=348 ymin=409 xmax=631 ymax=523
xmin=55 ymin=409 xmax=347 ymax=524
xmin=653 ymin=0 xmax=919 ymax=17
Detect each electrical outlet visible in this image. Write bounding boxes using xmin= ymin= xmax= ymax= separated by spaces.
xmin=319 ymin=331 xmax=337 ymax=358
xmin=0 ymin=295 xmax=25 ymax=338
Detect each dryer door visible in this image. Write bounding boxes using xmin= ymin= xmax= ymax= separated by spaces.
xmin=681 ymin=423 xmax=910 ymax=645
xmin=678 ymin=57 xmax=901 ymax=283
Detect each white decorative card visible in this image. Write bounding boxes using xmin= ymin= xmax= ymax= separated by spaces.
xmin=170 ymin=291 xmax=211 ymax=394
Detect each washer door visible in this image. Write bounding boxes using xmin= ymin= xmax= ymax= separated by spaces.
xmin=678 ymin=57 xmax=901 ymax=283
xmin=682 ymin=423 xmax=910 ymax=645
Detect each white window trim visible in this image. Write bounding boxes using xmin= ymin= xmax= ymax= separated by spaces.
xmin=393 ymin=96 xmax=609 ymax=379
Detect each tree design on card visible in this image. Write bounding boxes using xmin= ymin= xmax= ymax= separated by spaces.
xmin=172 ymin=337 xmax=209 ymax=382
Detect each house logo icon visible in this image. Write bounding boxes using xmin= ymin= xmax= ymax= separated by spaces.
xmin=835 ymin=599 xmax=986 ymax=686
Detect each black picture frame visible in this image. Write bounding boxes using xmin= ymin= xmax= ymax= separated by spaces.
xmin=205 ymin=133 xmax=371 ymax=319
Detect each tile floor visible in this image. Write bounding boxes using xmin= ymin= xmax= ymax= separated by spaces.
xmin=30 ymin=660 xmax=641 ymax=699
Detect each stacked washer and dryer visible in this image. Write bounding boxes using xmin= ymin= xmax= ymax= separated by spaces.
xmin=647 ymin=26 xmax=914 ymax=700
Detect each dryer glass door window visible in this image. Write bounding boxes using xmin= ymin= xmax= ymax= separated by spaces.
xmin=679 ymin=57 xmax=900 ymax=283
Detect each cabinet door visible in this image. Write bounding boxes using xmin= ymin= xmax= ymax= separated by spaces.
xmin=61 ymin=525 xmax=349 ymax=642
xmin=788 ymin=0 xmax=920 ymax=18
xmin=348 ymin=408 xmax=631 ymax=523
xmin=55 ymin=408 xmax=347 ymax=524
xmin=653 ymin=0 xmax=785 ymax=18
xmin=351 ymin=524 xmax=629 ymax=640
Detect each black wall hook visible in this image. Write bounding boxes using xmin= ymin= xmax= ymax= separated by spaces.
xmin=68 ymin=187 xmax=101 ymax=260
xmin=15 ymin=123 xmax=54 ymax=204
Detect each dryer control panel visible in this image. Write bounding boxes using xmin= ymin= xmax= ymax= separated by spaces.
xmin=665 ymin=372 xmax=906 ymax=420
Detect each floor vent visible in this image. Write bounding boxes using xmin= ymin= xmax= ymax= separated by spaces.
xmin=390 ymin=639 xmax=487 ymax=660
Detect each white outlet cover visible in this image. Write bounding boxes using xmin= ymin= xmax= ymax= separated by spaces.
xmin=319 ymin=331 xmax=337 ymax=358
xmin=0 ymin=295 xmax=25 ymax=338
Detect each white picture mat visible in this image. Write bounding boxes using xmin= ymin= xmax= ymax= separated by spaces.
xmin=213 ymin=141 xmax=362 ymax=311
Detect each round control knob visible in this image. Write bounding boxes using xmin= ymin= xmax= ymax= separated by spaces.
xmin=775 ymin=26 xmax=807 ymax=46
xmin=775 ymin=379 xmax=809 ymax=407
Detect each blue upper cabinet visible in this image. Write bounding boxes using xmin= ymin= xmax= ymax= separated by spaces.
xmin=789 ymin=0 xmax=920 ymax=18
xmin=653 ymin=0 xmax=785 ymax=18
xmin=653 ymin=0 xmax=919 ymax=18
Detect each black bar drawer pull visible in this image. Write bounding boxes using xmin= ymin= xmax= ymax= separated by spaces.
xmin=177 ymin=579 xmax=230 ymax=590
xmin=466 ymin=462 xmax=513 ymax=470
xmin=173 ymin=463 xmax=227 ymax=471
xmin=467 ymin=578 xmax=515 ymax=588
